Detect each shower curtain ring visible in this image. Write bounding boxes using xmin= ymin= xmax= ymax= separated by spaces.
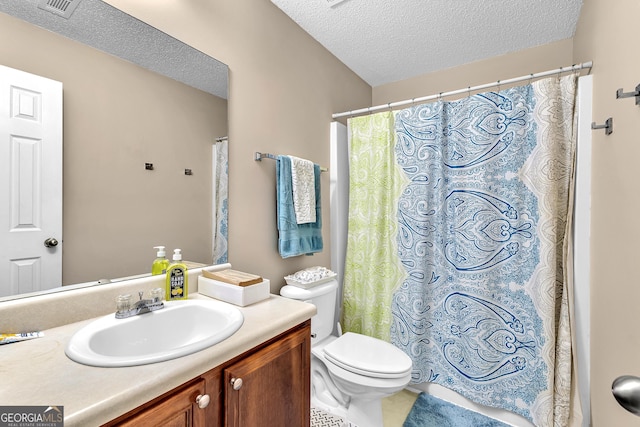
xmin=468 ymin=86 xmax=471 ymax=98
xmin=497 ymin=80 xmax=501 ymax=92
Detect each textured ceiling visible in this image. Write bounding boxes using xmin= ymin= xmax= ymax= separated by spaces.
xmin=0 ymin=0 xmax=228 ymax=98
xmin=271 ymin=0 xmax=584 ymax=87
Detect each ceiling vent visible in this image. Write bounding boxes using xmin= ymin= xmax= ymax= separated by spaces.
xmin=37 ymin=0 xmax=81 ymax=19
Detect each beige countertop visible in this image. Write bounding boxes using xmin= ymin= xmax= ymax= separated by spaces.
xmin=0 ymin=292 xmax=315 ymax=427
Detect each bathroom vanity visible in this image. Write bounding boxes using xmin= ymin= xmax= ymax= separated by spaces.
xmin=0 ymin=268 xmax=315 ymax=427
xmin=105 ymin=320 xmax=310 ymax=426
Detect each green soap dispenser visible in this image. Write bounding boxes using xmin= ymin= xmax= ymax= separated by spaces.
xmin=166 ymin=249 xmax=188 ymax=300
xmin=152 ymin=246 xmax=170 ymax=276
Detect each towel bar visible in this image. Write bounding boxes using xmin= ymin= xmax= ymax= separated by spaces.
xmin=255 ymin=152 xmax=328 ymax=172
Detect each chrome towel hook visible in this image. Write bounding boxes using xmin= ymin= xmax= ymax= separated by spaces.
xmin=616 ymin=84 xmax=640 ymax=106
xmin=591 ymin=118 xmax=613 ymax=135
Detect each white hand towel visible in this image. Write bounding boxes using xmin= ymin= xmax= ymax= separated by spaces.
xmin=288 ymin=155 xmax=316 ymax=224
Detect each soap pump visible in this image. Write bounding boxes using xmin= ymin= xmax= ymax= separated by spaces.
xmin=166 ymin=249 xmax=188 ymax=300
xmin=152 ymin=246 xmax=170 ymax=276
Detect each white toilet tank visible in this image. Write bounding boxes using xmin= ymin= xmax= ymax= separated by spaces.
xmin=280 ymin=279 xmax=338 ymax=343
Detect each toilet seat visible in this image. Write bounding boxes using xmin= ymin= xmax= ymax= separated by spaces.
xmin=322 ymin=332 xmax=412 ymax=379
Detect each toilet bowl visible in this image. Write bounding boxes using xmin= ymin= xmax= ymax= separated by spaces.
xmin=280 ymin=279 xmax=412 ymax=427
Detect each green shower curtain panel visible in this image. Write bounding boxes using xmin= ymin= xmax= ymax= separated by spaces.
xmin=342 ymin=111 xmax=408 ymax=340
xmin=342 ymin=75 xmax=582 ymax=427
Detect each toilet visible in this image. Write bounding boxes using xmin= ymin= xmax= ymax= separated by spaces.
xmin=280 ymin=279 xmax=412 ymax=427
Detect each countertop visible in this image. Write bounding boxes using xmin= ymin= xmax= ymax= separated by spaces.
xmin=0 ymin=293 xmax=315 ymax=426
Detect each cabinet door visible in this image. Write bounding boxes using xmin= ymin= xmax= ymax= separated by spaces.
xmin=224 ymin=325 xmax=310 ymax=427
xmin=116 ymin=379 xmax=207 ymax=427
xmin=201 ymin=366 xmax=223 ymax=426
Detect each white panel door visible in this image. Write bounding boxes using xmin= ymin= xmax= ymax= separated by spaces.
xmin=0 ymin=65 xmax=63 ymax=297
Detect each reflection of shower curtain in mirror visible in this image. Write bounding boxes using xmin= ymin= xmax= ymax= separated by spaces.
xmin=342 ymin=74 xmax=581 ymax=426
xmin=213 ymin=140 xmax=228 ymax=264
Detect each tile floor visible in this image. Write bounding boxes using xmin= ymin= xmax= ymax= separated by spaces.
xmin=382 ymin=389 xmax=419 ymax=427
xmin=310 ymin=388 xmax=419 ymax=427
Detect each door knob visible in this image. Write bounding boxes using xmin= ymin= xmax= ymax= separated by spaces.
xmin=230 ymin=377 xmax=243 ymax=390
xmin=44 ymin=238 xmax=59 ymax=248
xmin=195 ymin=394 xmax=210 ymax=409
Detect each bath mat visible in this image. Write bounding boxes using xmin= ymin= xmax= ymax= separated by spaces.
xmin=403 ymin=393 xmax=512 ymax=427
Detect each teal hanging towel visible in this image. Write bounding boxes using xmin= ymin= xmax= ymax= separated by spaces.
xmin=276 ymin=155 xmax=323 ymax=258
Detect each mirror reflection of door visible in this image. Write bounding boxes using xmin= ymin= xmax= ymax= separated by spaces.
xmin=0 ymin=65 xmax=62 ymax=297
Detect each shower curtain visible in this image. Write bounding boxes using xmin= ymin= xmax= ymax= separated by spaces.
xmin=213 ymin=139 xmax=228 ymax=264
xmin=342 ymin=111 xmax=408 ymax=340
xmin=342 ymin=74 xmax=581 ymax=426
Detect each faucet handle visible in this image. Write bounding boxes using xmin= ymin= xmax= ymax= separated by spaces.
xmin=138 ymin=291 xmax=144 ymax=301
xmin=150 ymin=288 xmax=164 ymax=303
xmin=116 ymin=294 xmax=132 ymax=312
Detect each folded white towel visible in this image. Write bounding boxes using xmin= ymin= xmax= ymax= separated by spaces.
xmin=288 ymin=155 xmax=316 ymax=224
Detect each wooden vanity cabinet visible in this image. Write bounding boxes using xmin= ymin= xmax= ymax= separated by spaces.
xmin=113 ymin=379 xmax=207 ymax=427
xmin=104 ymin=321 xmax=310 ymax=427
xmin=223 ymin=321 xmax=310 ymax=427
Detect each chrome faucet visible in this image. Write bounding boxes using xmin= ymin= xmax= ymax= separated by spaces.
xmin=115 ymin=289 xmax=164 ymax=319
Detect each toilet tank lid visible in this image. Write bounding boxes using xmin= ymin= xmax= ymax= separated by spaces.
xmin=280 ymin=279 xmax=338 ymax=300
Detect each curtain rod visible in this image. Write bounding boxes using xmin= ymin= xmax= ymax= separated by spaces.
xmin=332 ymin=61 xmax=593 ymax=119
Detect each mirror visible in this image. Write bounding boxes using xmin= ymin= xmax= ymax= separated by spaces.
xmin=0 ymin=0 xmax=229 ymax=299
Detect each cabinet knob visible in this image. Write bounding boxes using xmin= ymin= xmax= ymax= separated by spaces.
xmin=195 ymin=394 xmax=210 ymax=409
xmin=230 ymin=377 xmax=243 ymax=390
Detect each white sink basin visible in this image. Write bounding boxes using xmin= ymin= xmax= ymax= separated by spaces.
xmin=65 ymin=298 xmax=243 ymax=367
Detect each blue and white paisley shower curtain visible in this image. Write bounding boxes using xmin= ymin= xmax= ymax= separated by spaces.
xmin=213 ymin=139 xmax=228 ymax=264
xmin=344 ymin=74 xmax=581 ymax=426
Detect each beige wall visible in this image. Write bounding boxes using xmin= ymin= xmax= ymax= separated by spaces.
xmin=104 ymin=0 xmax=371 ymax=293
xmin=51 ymin=0 xmax=640 ymax=423
xmin=0 ymin=13 xmax=227 ymax=285
xmin=4 ymin=0 xmax=636 ymax=423
xmin=373 ymin=38 xmax=574 ymax=105
xmin=574 ymin=0 xmax=640 ymax=425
